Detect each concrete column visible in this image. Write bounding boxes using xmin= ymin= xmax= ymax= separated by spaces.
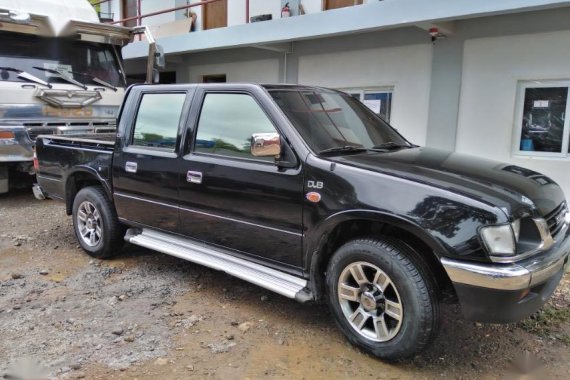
xmin=284 ymin=48 xmax=299 ymax=84
xmin=425 ymin=36 xmax=464 ymax=150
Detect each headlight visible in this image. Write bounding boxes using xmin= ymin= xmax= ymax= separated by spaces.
xmin=480 ymin=223 xmax=517 ymax=257
xmin=481 ymin=217 xmax=555 ymax=262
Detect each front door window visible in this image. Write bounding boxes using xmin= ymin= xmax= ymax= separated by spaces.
xmin=195 ymin=93 xmax=278 ymax=161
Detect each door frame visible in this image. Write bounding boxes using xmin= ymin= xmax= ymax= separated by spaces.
xmin=202 ymin=0 xmax=228 ymax=30
xmin=111 ymin=85 xmax=195 ymax=232
xmin=121 ymin=0 xmax=138 ymax=27
xmin=176 ymin=84 xmax=306 ymax=271
xmin=323 ymin=0 xmax=363 ymax=11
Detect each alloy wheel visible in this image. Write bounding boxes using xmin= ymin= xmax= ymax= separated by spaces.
xmin=76 ymin=201 xmax=102 ymax=247
xmin=337 ymin=261 xmax=403 ymax=342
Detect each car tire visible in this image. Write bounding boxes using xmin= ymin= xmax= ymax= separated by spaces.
xmin=72 ymin=186 xmax=125 ymax=259
xmin=326 ymin=237 xmax=439 ymax=361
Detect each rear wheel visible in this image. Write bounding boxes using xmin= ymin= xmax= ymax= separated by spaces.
xmin=326 ymin=238 xmax=439 ymax=360
xmin=72 ymin=186 xmax=124 ymax=259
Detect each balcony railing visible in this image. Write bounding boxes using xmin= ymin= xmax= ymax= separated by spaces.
xmin=109 ymin=0 xmax=248 ymax=28
xmin=98 ymin=0 xmax=371 ymax=37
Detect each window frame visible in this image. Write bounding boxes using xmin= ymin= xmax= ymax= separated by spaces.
xmin=188 ymin=90 xmax=283 ymax=165
xmin=324 ymin=0 xmax=363 ymax=11
xmin=512 ymin=80 xmax=570 ymax=159
xmin=339 ymin=86 xmax=394 ymax=123
xmin=127 ymin=91 xmax=189 ymax=155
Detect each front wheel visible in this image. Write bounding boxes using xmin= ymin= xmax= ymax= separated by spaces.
xmin=72 ymin=186 xmax=125 ymax=259
xmin=326 ymin=238 xmax=439 ymax=360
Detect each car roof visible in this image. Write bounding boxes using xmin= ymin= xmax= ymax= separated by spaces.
xmin=128 ymin=83 xmax=341 ymax=95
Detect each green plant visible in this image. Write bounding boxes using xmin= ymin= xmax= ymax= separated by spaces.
xmin=518 ymin=307 xmax=570 ymax=345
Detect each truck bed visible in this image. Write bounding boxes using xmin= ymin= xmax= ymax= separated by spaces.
xmin=35 ymin=133 xmax=116 ymax=205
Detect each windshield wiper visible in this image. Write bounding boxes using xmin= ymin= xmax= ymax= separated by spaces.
xmin=33 ymin=66 xmax=87 ymax=90
xmin=371 ymin=142 xmax=415 ymax=151
xmin=70 ymin=70 xmax=118 ymax=92
xmin=0 ymin=67 xmax=52 ymax=88
xmin=318 ymin=145 xmax=368 ymax=156
xmin=88 ymin=76 xmax=117 ymax=91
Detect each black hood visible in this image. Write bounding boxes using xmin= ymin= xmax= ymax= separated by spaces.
xmin=329 ymin=147 xmax=565 ymax=217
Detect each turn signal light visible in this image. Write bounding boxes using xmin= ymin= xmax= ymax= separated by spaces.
xmin=306 ymin=192 xmax=322 ymax=203
xmin=33 ymin=148 xmax=39 ymax=171
xmin=0 ymin=131 xmax=15 ymax=139
xmin=519 ymin=288 xmax=530 ymax=300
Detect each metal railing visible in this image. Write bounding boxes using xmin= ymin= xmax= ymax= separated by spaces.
xmin=97 ymin=0 xmax=365 ymax=30
xmin=108 ymin=0 xmax=250 ymax=27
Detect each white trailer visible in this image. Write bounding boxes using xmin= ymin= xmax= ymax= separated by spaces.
xmin=0 ymin=0 xmax=161 ymax=193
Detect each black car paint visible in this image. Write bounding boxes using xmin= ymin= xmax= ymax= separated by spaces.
xmin=36 ymin=83 xmax=565 ymax=302
xmin=174 ymin=86 xmax=305 ymax=267
xmin=35 ymin=139 xmax=114 ymax=213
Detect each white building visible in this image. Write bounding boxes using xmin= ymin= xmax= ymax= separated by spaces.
xmin=100 ymin=0 xmax=570 ymax=196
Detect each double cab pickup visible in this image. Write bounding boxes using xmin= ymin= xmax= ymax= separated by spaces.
xmin=35 ymin=84 xmax=570 ymax=360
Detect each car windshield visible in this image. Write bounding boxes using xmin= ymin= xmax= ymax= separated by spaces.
xmin=0 ymin=31 xmax=125 ymax=87
xmin=268 ymin=89 xmax=411 ymax=153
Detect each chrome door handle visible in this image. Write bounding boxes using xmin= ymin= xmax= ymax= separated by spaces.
xmin=187 ymin=171 xmax=202 ymax=184
xmin=125 ymin=161 xmax=137 ymax=173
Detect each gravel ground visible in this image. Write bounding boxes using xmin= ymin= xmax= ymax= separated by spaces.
xmin=1 ymin=189 xmax=569 ymax=379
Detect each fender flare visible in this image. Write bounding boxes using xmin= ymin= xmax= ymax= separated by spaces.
xmin=64 ymin=166 xmax=112 ymax=215
xmin=305 ymin=209 xmax=449 ymax=298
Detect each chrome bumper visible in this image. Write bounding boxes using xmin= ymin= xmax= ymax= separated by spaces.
xmin=441 ymin=231 xmax=570 ymax=291
xmin=0 ymin=126 xmax=34 ymax=162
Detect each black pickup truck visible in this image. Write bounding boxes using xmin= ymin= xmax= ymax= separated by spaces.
xmin=35 ymin=83 xmax=570 ymax=360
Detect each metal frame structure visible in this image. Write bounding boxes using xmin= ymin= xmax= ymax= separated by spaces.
xmin=107 ymin=0 xmax=251 ymax=27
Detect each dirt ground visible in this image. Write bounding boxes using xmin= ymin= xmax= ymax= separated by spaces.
xmin=1 ymin=189 xmax=570 ymax=380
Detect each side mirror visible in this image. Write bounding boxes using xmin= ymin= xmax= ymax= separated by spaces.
xmin=155 ymin=44 xmax=165 ymax=69
xmin=152 ymin=68 xmax=160 ymax=84
xmin=251 ymin=132 xmax=281 ymax=157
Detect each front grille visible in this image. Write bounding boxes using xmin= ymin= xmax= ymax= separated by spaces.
xmin=27 ymin=127 xmax=57 ymax=141
xmin=24 ymin=121 xmax=116 ymax=141
xmin=545 ymin=202 xmax=568 ymax=237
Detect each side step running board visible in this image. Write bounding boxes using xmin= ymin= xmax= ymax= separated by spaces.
xmin=125 ymin=228 xmax=310 ymax=300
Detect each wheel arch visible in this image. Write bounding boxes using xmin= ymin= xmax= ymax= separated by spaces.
xmin=306 ymin=210 xmax=453 ymax=301
xmin=65 ymin=167 xmax=112 ymax=215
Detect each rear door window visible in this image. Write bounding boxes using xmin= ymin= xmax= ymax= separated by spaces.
xmin=131 ymin=93 xmax=186 ymax=151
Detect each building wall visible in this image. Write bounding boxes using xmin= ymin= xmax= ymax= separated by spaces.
xmin=237 ymin=0 xmax=376 ymax=24
xmin=109 ymin=0 xmax=121 ymax=22
xmin=140 ymin=0 xmax=176 ymax=26
xmin=228 ymin=0 xmax=247 ymax=26
xmin=456 ymin=30 xmax=570 ymax=197
xmin=187 ymin=58 xmax=280 ymax=83
xmin=297 ymin=43 xmax=433 ymax=145
xmin=425 ymin=7 xmax=570 ymax=153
